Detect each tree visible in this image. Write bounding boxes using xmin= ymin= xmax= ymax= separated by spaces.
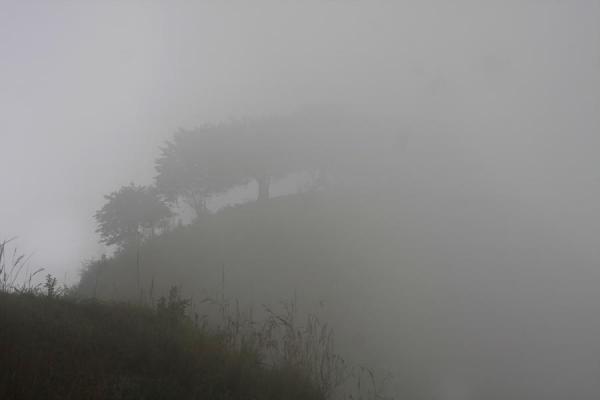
xmin=95 ymin=183 xmax=172 ymax=248
xmin=155 ymin=118 xmax=302 ymax=209
xmin=155 ymin=128 xmax=246 ymax=216
xmin=154 ymin=109 xmax=379 ymax=209
xmin=228 ymin=117 xmax=292 ymax=202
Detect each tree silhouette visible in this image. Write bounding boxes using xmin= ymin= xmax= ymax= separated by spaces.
xmin=95 ymin=183 xmax=172 ymax=248
xmin=155 ymin=128 xmax=246 ymax=216
xmin=155 ymin=118 xmax=305 ymax=210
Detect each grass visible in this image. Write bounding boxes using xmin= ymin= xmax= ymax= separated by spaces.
xmin=2 ymin=192 xmax=398 ymax=399
xmin=0 ymin=238 xmax=45 ymax=294
xmin=0 ymin=290 xmax=325 ymax=400
xmin=0 ymin=240 xmax=326 ymax=400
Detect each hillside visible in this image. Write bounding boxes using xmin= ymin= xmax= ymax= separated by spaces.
xmin=77 ymin=179 xmax=587 ymax=399
xmin=78 ymin=190 xmax=399 ymax=305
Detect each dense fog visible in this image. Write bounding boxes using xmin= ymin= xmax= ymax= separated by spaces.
xmin=2 ymin=1 xmax=600 ymax=399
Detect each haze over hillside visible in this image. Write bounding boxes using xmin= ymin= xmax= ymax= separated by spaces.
xmin=2 ymin=1 xmax=600 ymax=399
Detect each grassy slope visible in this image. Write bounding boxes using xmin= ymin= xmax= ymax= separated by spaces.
xmin=76 ymin=190 xmax=411 ymax=379
xmin=0 ymin=292 xmax=323 ymax=400
xmin=78 ymin=191 xmax=399 ymax=305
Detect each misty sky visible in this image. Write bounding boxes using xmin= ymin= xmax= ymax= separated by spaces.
xmin=1 ymin=1 xmax=599 ymax=282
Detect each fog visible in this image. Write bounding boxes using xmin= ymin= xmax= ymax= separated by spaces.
xmin=2 ymin=1 xmax=600 ymax=399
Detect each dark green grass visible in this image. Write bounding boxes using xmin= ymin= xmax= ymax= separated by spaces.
xmin=0 ymin=291 xmax=324 ymax=400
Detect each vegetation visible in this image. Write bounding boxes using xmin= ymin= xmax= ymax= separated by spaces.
xmin=81 ymin=191 xmax=387 ymax=305
xmin=94 ymin=183 xmax=172 ymax=248
xmin=78 ymin=111 xmax=402 ymax=398
xmin=152 ymin=110 xmax=384 ymax=216
xmin=0 ymin=290 xmax=325 ymax=400
xmin=155 ymin=127 xmax=246 ymax=215
xmin=1 ymin=240 xmax=389 ymax=400
xmin=154 ymin=118 xmax=297 ymax=215
xmin=85 ymin=110 xmax=393 ymax=311
xmin=2 ymin=111 xmax=398 ymax=400
xmin=0 ymin=238 xmax=46 ymax=294
xmin=80 ymin=192 xmax=402 ymax=398
xmin=1 ymin=240 xmax=329 ymax=400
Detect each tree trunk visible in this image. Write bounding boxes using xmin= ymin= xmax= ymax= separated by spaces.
xmin=256 ymin=176 xmax=270 ymax=202
xmin=190 ymin=196 xmax=207 ymax=218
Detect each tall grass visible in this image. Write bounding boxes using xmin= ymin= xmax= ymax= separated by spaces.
xmin=1 ymin=237 xmax=395 ymax=399
xmin=0 ymin=290 xmax=324 ymax=400
xmin=80 ymin=255 xmax=398 ymax=399
xmin=182 ymin=283 xmax=395 ymax=400
xmin=0 ymin=238 xmax=44 ymax=294
xmin=195 ymin=292 xmax=347 ymax=398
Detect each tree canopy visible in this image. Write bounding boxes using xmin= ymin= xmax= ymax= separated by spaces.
xmin=153 ymin=109 xmax=389 ymax=217
xmin=95 ymin=183 xmax=172 ymax=248
xmin=155 ymin=127 xmax=248 ymax=215
xmin=154 ymin=118 xmax=302 ymax=214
